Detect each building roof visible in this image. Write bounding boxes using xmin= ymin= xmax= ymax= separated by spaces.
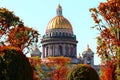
xmin=82 ymin=45 xmax=94 ymax=56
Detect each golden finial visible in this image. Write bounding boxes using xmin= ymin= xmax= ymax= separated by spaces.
xmin=58 ymin=0 xmax=61 ymax=8
xmin=86 ymin=44 xmax=91 ymax=51
xmin=57 ymin=4 xmax=62 ymax=9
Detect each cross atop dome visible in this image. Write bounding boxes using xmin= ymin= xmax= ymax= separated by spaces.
xmin=56 ymin=4 xmax=62 ymax=16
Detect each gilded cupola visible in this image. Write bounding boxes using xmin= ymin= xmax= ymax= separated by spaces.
xmin=82 ymin=45 xmax=94 ymax=56
xmin=46 ymin=4 xmax=73 ymax=34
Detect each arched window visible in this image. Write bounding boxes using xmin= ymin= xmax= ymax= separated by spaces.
xmin=65 ymin=46 xmax=69 ymax=56
xmin=56 ymin=32 xmax=58 ymax=36
xmin=63 ymin=32 xmax=65 ymax=36
xmin=66 ymin=33 xmax=68 ymax=36
xmin=69 ymin=33 xmax=71 ymax=36
xmin=87 ymin=57 xmax=91 ymax=64
xmin=59 ymin=46 xmax=63 ymax=56
xmin=70 ymin=47 xmax=74 ymax=57
xmin=50 ymin=33 xmax=52 ymax=37
xmin=59 ymin=32 xmax=61 ymax=36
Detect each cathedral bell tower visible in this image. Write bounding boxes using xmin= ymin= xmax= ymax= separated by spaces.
xmin=82 ymin=45 xmax=94 ymax=66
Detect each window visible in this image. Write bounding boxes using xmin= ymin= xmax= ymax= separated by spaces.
xmin=59 ymin=46 xmax=63 ymax=56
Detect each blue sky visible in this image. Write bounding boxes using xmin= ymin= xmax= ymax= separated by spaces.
xmin=0 ymin=0 xmax=106 ymax=64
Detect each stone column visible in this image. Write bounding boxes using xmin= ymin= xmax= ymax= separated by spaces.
xmin=63 ymin=44 xmax=65 ymax=56
xmin=55 ymin=45 xmax=58 ymax=56
xmin=45 ymin=46 xmax=48 ymax=57
xmin=45 ymin=46 xmax=47 ymax=57
xmin=74 ymin=45 xmax=77 ymax=58
xmin=50 ymin=45 xmax=53 ymax=56
xmin=48 ymin=45 xmax=50 ymax=56
xmin=52 ymin=44 xmax=55 ymax=56
xmin=41 ymin=45 xmax=45 ymax=58
xmin=51 ymin=45 xmax=53 ymax=56
xmin=61 ymin=44 xmax=64 ymax=56
xmin=54 ymin=44 xmax=56 ymax=56
xmin=68 ymin=44 xmax=71 ymax=56
xmin=49 ymin=45 xmax=52 ymax=56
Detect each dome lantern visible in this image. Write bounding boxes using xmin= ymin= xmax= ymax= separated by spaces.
xmin=56 ymin=4 xmax=62 ymax=16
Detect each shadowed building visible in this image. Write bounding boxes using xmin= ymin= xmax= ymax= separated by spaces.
xmin=82 ymin=45 xmax=94 ymax=66
xmin=78 ymin=45 xmax=100 ymax=74
xmin=41 ymin=4 xmax=78 ymax=58
xmin=29 ymin=5 xmax=100 ymax=79
xmin=39 ymin=4 xmax=100 ymax=74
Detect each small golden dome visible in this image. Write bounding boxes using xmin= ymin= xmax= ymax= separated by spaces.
xmin=46 ymin=16 xmax=73 ymax=30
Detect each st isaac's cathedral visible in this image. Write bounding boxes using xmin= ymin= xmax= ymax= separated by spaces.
xmin=31 ymin=4 xmax=99 ymax=72
xmin=41 ymin=4 xmax=77 ymax=58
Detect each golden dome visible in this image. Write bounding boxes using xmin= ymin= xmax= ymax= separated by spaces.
xmin=46 ymin=16 xmax=73 ymax=30
xmin=46 ymin=4 xmax=73 ymax=31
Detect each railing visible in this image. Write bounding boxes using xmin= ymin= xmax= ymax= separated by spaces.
xmin=42 ymin=34 xmax=76 ymax=40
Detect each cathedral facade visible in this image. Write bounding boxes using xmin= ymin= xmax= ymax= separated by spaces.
xmin=41 ymin=4 xmax=78 ymax=58
xmin=31 ymin=4 xmax=99 ymax=73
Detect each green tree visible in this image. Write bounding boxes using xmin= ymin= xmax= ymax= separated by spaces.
xmin=67 ymin=64 xmax=99 ymax=80
xmin=0 ymin=8 xmax=39 ymax=54
xmin=0 ymin=46 xmax=33 ymax=80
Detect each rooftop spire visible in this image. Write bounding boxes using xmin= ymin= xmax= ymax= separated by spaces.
xmin=56 ymin=4 xmax=62 ymax=16
xmin=86 ymin=44 xmax=91 ymax=51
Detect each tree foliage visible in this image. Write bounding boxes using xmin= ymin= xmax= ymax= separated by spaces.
xmin=90 ymin=0 xmax=120 ymax=61
xmin=0 ymin=46 xmax=33 ymax=80
xmin=90 ymin=0 xmax=120 ymax=79
xmin=100 ymin=60 xmax=116 ymax=80
xmin=47 ymin=57 xmax=71 ymax=80
xmin=29 ymin=57 xmax=47 ymax=80
xmin=0 ymin=8 xmax=39 ymax=54
xmin=67 ymin=64 xmax=99 ymax=80
xmin=29 ymin=57 xmax=71 ymax=80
